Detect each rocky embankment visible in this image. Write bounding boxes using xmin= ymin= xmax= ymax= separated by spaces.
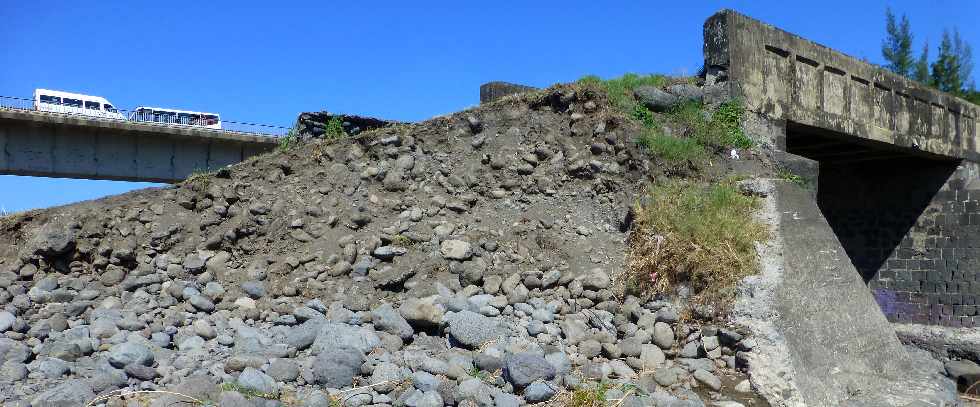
xmin=0 ymin=84 xmax=765 ymax=406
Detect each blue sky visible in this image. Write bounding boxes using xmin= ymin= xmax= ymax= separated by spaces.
xmin=1 ymin=1 xmax=978 ymax=212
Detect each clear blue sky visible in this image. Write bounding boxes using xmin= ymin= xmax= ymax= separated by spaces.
xmin=1 ymin=1 xmax=978 ymax=213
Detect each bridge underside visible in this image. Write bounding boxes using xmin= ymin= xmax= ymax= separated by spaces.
xmin=0 ymin=110 xmax=276 ymax=183
xmin=785 ymin=122 xmax=978 ymax=327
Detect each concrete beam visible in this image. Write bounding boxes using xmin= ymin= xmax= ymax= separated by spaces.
xmin=0 ymin=109 xmax=277 ymax=183
xmin=705 ymin=9 xmax=980 ymax=162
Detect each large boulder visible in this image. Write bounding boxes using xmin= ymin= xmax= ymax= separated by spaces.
xmin=504 ymin=353 xmax=556 ymax=388
xmin=27 ymin=221 xmax=76 ymax=257
xmin=373 ymin=303 xmax=414 ymax=341
xmin=31 ymin=379 xmax=95 ymax=407
xmin=311 ymin=346 xmax=364 ymax=388
xmin=107 ymin=341 xmax=155 ymax=368
xmin=634 ymin=86 xmax=679 ymax=112
xmin=310 ymin=322 xmax=381 ymax=355
xmin=445 ymin=311 xmax=506 ymax=349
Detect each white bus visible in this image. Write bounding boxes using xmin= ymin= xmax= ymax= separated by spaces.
xmin=129 ymin=106 xmax=222 ymax=130
xmin=33 ymin=89 xmax=125 ymax=120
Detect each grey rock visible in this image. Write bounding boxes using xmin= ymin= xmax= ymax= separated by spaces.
xmin=559 ymin=319 xmax=589 ymax=345
xmin=946 ymin=359 xmax=980 ymax=386
xmin=310 ymin=322 xmax=381 ymax=354
xmin=373 ymin=303 xmax=414 ymax=340
xmin=238 ymin=367 xmax=279 ymax=396
xmin=702 ymin=335 xmax=720 ymax=351
xmin=312 ymin=346 xmax=364 ymax=388
xmin=680 ymin=341 xmax=700 ymax=358
xmin=446 ymin=311 xmax=505 ymax=348
xmin=188 ymin=294 xmax=215 ymax=312
xmin=634 ymin=86 xmax=679 ymax=112
xmin=267 ymin=358 xmax=299 ymax=382
xmin=108 ymin=341 xmax=154 ymax=368
xmin=29 ymin=222 xmax=76 ymax=257
xmin=545 ymin=352 xmax=572 ymax=375
xmin=412 ymin=371 xmax=442 ymax=392
xmin=666 ymin=83 xmax=703 ymax=103
xmin=655 ymin=307 xmax=680 ymax=323
xmin=475 ymin=353 xmax=504 ymax=372
xmin=193 ymin=319 xmax=217 ymax=339
xmin=242 ymin=281 xmax=266 ymax=299
xmin=37 ymin=357 xmax=70 ymax=378
xmin=524 ymin=380 xmax=557 ymax=402
xmin=405 ymin=390 xmax=443 ymax=407
xmin=640 ymin=344 xmax=666 ymax=369
xmin=652 ymin=321 xmax=674 ymax=349
xmin=456 ymin=378 xmax=494 ymax=407
xmin=694 ymin=369 xmax=721 ymax=391
xmin=124 ymin=364 xmax=159 ymax=380
xmin=579 ymin=268 xmax=610 ymax=290
xmin=653 ymin=367 xmax=683 ymax=387
xmin=372 ymin=245 xmax=407 ymax=260
xmin=1 ymin=360 xmax=28 ymax=381
xmin=504 ymin=353 xmax=556 ymax=388
xmin=371 ymin=362 xmax=407 ymax=393
xmin=440 ymin=240 xmax=473 ymax=260
xmin=400 ymin=297 xmax=445 ymax=329
xmin=288 ymin=320 xmax=322 ymax=351
xmin=0 ymin=311 xmax=14 ymax=332
xmin=31 ymin=379 xmax=95 ymax=407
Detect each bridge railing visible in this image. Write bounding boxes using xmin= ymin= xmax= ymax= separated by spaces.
xmin=0 ymin=95 xmax=290 ymax=137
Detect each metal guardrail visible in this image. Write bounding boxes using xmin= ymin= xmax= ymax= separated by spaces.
xmin=0 ymin=95 xmax=290 ymax=137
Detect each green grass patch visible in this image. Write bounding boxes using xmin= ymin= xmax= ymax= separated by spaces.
xmin=220 ymin=382 xmax=277 ymax=400
xmin=578 ymin=73 xmax=667 ymax=113
xmin=568 ymin=381 xmax=616 ymax=407
xmin=279 ymin=127 xmax=299 ymax=152
xmin=637 ymin=132 xmax=705 ymax=163
xmin=580 ymin=73 xmax=751 ymax=163
xmin=778 ymin=169 xmax=807 ymax=186
xmin=626 ymin=179 xmax=768 ymax=306
xmin=323 ymin=116 xmax=348 ymax=140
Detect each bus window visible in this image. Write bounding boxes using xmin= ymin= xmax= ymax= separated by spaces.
xmin=85 ymin=101 xmax=101 ymax=110
xmin=40 ymin=95 xmax=61 ymax=104
xmin=204 ymin=115 xmax=219 ymax=125
xmin=63 ymin=98 xmax=82 ymax=108
xmin=103 ymin=104 xmax=117 ymax=113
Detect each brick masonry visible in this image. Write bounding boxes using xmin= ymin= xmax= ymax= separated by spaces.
xmin=818 ymin=159 xmax=980 ymax=327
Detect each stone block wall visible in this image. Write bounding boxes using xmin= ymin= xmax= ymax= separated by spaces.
xmin=818 ymin=159 xmax=980 ymax=326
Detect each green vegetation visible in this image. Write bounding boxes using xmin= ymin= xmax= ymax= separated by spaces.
xmin=778 ymin=169 xmax=807 ymax=187
xmin=881 ymin=8 xmax=977 ymax=102
xmin=637 ymin=132 xmax=705 ymax=163
xmin=626 ymin=179 xmax=768 ymax=305
xmin=578 ymin=73 xmax=666 ymax=113
xmin=579 ymin=73 xmax=751 ymax=164
xmin=324 ymin=116 xmax=348 ymax=140
xmin=279 ymin=127 xmax=299 ymax=152
xmin=568 ymin=381 xmax=616 ymax=407
xmin=220 ymin=382 xmax=277 ymax=400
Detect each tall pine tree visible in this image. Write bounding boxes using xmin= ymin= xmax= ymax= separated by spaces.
xmin=882 ymin=8 xmax=914 ymax=78
xmin=913 ymin=42 xmax=931 ymax=84
xmin=932 ymin=30 xmax=963 ymax=94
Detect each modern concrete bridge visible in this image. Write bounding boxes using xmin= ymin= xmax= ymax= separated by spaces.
xmin=0 ymin=108 xmax=279 ymax=183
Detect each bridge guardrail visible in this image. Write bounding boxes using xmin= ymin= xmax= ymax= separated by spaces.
xmin=0 ymin=95 xmax=290 ymax=137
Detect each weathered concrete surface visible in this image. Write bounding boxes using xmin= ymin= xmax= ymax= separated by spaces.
xmin=706 ymin=9 xmax=979 ymax=161
xmin=480 ymin=81 xmax=537 ymax=104
xmin=769 ymin=180 xmax=957 ymax=406
xmin=0 ymin=109 xmax=276 ymax=182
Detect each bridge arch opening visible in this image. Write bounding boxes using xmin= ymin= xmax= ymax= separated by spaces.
xmin=785 ymin=122 xmax=978 ymax=326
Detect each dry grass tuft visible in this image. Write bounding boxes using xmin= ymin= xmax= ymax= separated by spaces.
xmin=624 ymin=179 xmax=768 ymax=307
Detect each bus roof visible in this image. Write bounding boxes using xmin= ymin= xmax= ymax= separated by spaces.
xmin=34 ymin=89 xmax=113 ymax=104
xmin=134 ymin=106 xmax=220 ymax=117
